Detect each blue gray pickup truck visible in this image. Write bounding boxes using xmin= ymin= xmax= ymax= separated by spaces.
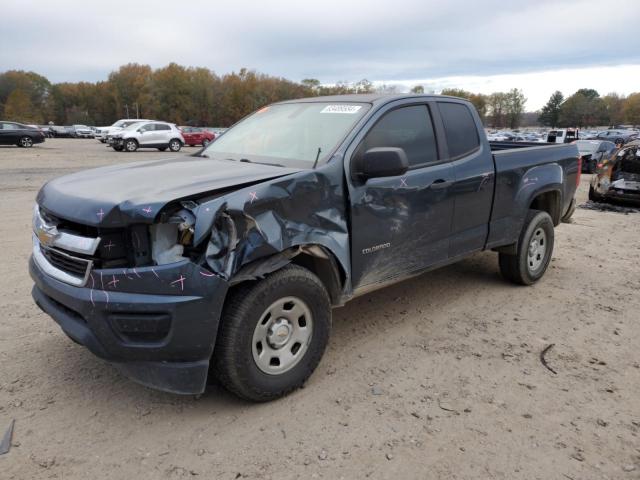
xmin=30 ymin=94 xmax=580 ymax=401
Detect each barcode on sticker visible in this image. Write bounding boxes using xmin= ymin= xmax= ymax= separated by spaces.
xmin=320 ymin=105 xmax=362 ymax=114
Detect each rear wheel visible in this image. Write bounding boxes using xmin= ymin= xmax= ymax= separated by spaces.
xmin=124 ymin=139 xmax=138 ymax=152
xmin=168 ymin=139 xmax=182 ymax=152
xmin=213 ymin=265 xmax=331 ymax=402
xmin=18 ymin=136 xmax=33 ymax=148
xmin=499 ymin=210 xmax=554 ymax=285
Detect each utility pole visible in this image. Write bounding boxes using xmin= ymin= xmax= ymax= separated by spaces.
xmin=125 ymin=104 xmax=129 ymax=117
xmin=135 ymin=103 xmax=139 ymax=118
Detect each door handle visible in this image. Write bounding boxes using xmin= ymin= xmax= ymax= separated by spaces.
xmin=429 ymin=179 xmax=452 ymax=190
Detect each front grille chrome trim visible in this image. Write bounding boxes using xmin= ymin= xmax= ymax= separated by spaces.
xmin=34 ymin=204 xmax=101 ymax=255
xmin=33 ymin=234 xmax=93 ymax=287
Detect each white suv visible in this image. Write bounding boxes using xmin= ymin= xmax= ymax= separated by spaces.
xmin=95 ymin=119 xmax=150 ymax=142
xmin=109 ymin=121 xmax=185 ymax=152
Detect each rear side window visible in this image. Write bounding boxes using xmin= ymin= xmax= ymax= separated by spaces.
xmin=155 ymin=124 xmax=170 ymax=131
xmin=438 ymin=102 xmax=480 ymax=158
xmin=358 ymin=105 xmax=438 ymax=167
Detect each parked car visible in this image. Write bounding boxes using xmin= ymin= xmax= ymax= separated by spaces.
xmin=95 ymin=119 xmax=150 ymax=142
xmin=108 ymin=121 xmax=184 ymax=152
xmin=30 ymin=94 xmax=579 ymax=401
xmin=594 ymin=130 xmax=638 ymax=145
xmin=180 ymin=126 xmax=215 ymax=146
xmin=0 ymin=121 xmax=46 ymax=147
xmin=589 ymin=143 xmax=640 ymax=204
xmin=70 ymin=125 xmax=94 ymax=138
xmin=573 ymin=140 xmax=617 ymax=173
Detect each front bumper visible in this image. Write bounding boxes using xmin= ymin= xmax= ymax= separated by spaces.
xmin=30 ymin=256 xmax=228 ymax=394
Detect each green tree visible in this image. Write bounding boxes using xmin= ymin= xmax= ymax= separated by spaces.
xmin=559 ymin=89 xmax=608 ymax=127
xmin=505 ymin=88 xmax=526 ymax=129
xmin=410 ymin=85 xmax=424 ymax=94
xmin=538 ymin=91 xmax=564 ymax=128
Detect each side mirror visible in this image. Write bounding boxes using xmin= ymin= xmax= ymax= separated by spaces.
xmin=355 ymin=147 xmax=409 ymax=180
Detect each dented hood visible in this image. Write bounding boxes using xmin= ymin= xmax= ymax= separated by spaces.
xmin=37 ymin=156 xmax=301 ymax=226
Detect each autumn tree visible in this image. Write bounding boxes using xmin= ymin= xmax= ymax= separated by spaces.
xmin=440 ymin=88 xmax=488 ymax=123
xmin=623 ymin=93 xmax=640 ymax=126
xmin=411 ymin=85 xmax=424 ymax=94
xmin=603 ymin=93 xmax=626 ymax=127
xmin=108 ymin=63 xmax=152 ymax=119
xmin=538 ymin=91 xmax=564 ymax=128
xmin=3 ymin=89 xmax=38 ymax=123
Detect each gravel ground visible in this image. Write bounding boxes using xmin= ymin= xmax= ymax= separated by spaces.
xmin=1 ymin=139 xmax=639 ymax=479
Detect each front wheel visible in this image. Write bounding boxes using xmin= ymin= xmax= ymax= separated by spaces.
xmin=18 ymin=136 xmax=33 ymax=147
xmin=499 ymin=210 xmax=554 ymax=285
xmin=168 ymin=139 xmax=182 ymax=152
xmin=213 ymin=265 xmax=331 ymax=402
xmin=124 ymin=139 xmax=138 ymax=152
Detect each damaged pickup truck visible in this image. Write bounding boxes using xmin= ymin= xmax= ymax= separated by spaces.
xmin=30 ymin=94 xmax=580 ymax=401
xmin=589 ymin=142 xmax=640 ymax=204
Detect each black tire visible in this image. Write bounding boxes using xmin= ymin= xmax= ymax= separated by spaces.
xmin=588 ymin=184 xmax=601 ymax=202
xmin=18 ymin=136 xmax=33 ymax=148
xmin=213 ymin=265 xmax=331 ymax=402
xmin=561 ymin=198 xmax=576 ymax=223
xmin=168 ymin=139 xmax=182 ymax=152
xmin=157 ymin=147 xmax=167 ymax=151
xmin=124 ymin=139 xmax=138 ymax=152
xmin=499 ymin=210 xmax=554 ymax=285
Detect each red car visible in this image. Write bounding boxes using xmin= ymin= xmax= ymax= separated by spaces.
xmin=179 ymin=127 xmax=215 ymax=147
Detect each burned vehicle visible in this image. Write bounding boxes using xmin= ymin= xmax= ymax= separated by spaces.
xmin=30 ymin=94 xmax=580 ymax=401
xmin=589 ymin=142 xmax=640 ymax=204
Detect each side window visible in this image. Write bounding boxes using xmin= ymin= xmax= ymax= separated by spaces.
xmin=438 ymin=102 xmax=480 ymax=158
xmin=156 ymin=124 xmax=170 ymax=131
xmin=357 ymin=105 xmax=438 ymax=167
xmin=139 ymin=124 xmax=152 ymax=132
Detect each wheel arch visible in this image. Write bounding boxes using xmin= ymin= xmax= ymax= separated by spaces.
xmin=228 ymin=244 xmax=347 ymax=306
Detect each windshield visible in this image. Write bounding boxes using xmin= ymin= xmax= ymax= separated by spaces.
xmin=202 ymin=102 xmax=370 ymax=167
xmin=576 ymin=140 xmax=599 ymax=154
xmin=123 ymin=122 xmax=146 ymax=131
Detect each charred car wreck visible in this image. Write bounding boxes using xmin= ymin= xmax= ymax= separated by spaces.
xmin=590 ymin=142 xmax=640 ymax=204
xmin=30 ymin=94 xmax=580 ymax=401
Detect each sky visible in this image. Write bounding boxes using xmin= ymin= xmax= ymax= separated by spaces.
xmin=2 ymin=0 xmax=639 ymax=110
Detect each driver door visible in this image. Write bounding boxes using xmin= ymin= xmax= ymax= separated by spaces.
xmin=346 ymin=102 xmax=455 ymax=290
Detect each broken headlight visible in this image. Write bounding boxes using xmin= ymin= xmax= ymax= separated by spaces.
xmin=149 ymin=208 xmax=196 ymax=265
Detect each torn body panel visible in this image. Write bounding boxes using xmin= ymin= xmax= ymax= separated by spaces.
xmin=191 ymin=159 xmax=352 ymax=301
xmin=591 ymin=145 xmax=640 ymax=204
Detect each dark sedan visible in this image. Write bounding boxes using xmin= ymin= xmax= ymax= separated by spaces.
xmin=574 ymin=140 xmax=617 ymax=173
xmin=0 ymin=121 xmax=46 ymax=147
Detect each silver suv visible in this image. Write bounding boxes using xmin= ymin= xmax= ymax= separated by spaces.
xmin=109 ymin=121 xmax=185 ymax=152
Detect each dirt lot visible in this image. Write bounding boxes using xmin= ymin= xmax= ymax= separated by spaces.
xmin=1 ymin=138 xmax=639 ymax=479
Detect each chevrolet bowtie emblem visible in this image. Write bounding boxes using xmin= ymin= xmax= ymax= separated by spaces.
xmin=37 ymin=224 xmax=59 ymax=247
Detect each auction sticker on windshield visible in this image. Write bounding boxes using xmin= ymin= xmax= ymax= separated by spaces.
xmin=320 ymin=105 xmax=362 ymax=114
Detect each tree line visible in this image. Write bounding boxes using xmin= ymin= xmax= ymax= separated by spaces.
xmin=0 ymin=65 xmax=386 ymax=127
xmin=2 ymin=63 xmax=636 ymax=129
xmin=538 ymin=89 xmax=640 ymax=128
